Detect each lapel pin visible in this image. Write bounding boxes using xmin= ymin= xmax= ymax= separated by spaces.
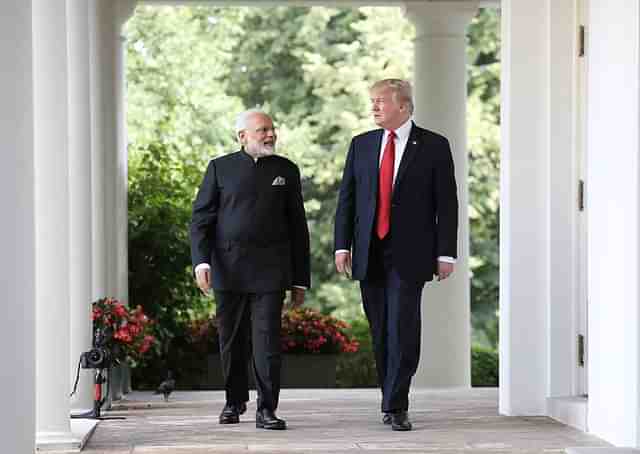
xmin=412 ymin=141 xmax=417 ymax=145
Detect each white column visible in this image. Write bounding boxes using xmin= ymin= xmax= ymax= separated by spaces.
xmin=499 ymin=0 xmax=550 ymax=416
xmin=33 ymin=0 xmax=76 ymax=448
xmin=114 ymin=0 xmax=137 ymax=398
xmin=587 ymin=0 xmax=640 ymax=447
xmin=90 ymin=0 xmax=108 ymax=301
xmin=90 ymin=0 xmax=119 ymax=405
xmin=547 ymin=0 xmax=580 ymax=401
xmin=0 ymin=2 xmax=36 ymax=453
xmin=90 ymin=0 xmax=136 ymax=402
xmin=115 ymin=0 xmax=137 ymax=305
xmin=103 ymin=3 xmax=119 ymax=302
xmin=404 ymin=1 xmax=476 ymax=387
xmin=68 ymin=0 xmax=95 ymax=413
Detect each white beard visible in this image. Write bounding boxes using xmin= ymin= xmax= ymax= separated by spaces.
xmin=246 ymin=143 xmax=276 ymax=159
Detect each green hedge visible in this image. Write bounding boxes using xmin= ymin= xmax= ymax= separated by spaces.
xmin=336 ymin=322 xmax=499 ymax=388
xmin=471 ymin=344 xmax=499 ymax=387
xmin=132 ymin=315 xmax=499 ymax=389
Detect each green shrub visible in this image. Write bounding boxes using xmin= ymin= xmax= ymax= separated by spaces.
xmin=471 ymin=344 xmax=499 ymax=387
xmin=336 ymin=317 xmax=376 ymax=387
xmin=336 ymin=321 xmax=499 ymax=388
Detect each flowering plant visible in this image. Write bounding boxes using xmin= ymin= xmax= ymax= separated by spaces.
xmin=184 ymin=316 xmax=219 ymax=354
xmin=280 ymin=308 xmax=360 ymax=354
xmin=91 ymin=297 xmax=157 ymax=365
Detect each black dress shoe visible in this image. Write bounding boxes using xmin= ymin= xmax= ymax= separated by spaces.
xmin=219 ymin=402 xmax=247 ymax=424
xmin=382 ymin=412 xmax=392 ymax=425
xmin=256 ymin=408 xmax=286 ymax=430
xmin=391 ymin=411 xmax=412 ymax=431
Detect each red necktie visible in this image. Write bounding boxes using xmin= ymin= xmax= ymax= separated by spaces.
xmin=376 ymin=130 xmax=396 ymax=239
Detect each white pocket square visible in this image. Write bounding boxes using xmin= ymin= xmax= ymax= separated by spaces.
xmin=272 ymin=176 xmax=286 ymax=186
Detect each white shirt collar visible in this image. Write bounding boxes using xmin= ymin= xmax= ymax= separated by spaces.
xmin=384 ymin=117 xmax=413 ymax=142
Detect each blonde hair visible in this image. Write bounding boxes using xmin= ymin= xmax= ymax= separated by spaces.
xmin=370 ymin=79 xmax=414 ymax=114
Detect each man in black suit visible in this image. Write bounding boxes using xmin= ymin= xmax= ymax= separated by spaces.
xmin=334 ymin=79 xmax=458 ymax=431
xmin=190 ymin=109 xmax=310 ymax=430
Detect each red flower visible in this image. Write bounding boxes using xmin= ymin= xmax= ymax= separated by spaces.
xmin=114 ymin=328 xmax=132 ymax=343
xmin=91 ymin=308 xmax=103 ymax=321
xmin=280 ymin=308 xmax=359 ymax=354
xmin=113 ymin=303 xmax=127 ymax=318
xmin=90 ymin=297 xmax=157 ymax=364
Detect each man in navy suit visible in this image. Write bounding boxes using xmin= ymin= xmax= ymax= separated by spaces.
xmin=334 ymin=79 xmax=458 ymax=431
xmin=190 ymin=109 xmax=310 ymax=430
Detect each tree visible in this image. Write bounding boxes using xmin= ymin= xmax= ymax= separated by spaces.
xmin=467 ymin=8 xmax=500 ymax=348
xmin=125 ymin=5 xmax=501 ymax=349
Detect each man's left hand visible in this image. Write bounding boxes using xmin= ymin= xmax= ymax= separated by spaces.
xmin=437 ymin=261 xmax=454 ymax=281
xmin=288 ymin=287 xmax=305 ymax=309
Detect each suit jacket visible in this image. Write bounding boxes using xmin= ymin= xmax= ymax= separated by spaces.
xmin=334 ymin=122 xmax=458 ymax=283
xmin=190 ymin=150 xmax=311 ymax=292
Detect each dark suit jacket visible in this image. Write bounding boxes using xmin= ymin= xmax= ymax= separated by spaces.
xmin=334 ymin=122 xmax=458 ymax=283
xmin=190 ymin=150 xmax=311 ymax=292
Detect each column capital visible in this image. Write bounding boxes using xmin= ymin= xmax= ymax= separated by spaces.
xmin=404 ymin=1 xmax=479 ymax=38
xmin=115 ymin=0 xmax=138 ymax=28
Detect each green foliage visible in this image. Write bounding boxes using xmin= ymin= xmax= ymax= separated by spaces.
xmin=126 ymin=6 xmax=501 ymax=376
xmin=336 ymin=316 xmax=377 ymax=387
xmin=128 ymin=142 xmax=214 ymax=365
xmin=336 ymin=319 xmax=499 ymax=388
xmin=467 ymin=9 xmax=501 ymax=350
xmin=471 ymin=344 xmax=499 ymax=387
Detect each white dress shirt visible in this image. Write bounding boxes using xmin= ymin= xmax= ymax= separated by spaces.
xmin=336 ymin=117 xmax=456 ymax=265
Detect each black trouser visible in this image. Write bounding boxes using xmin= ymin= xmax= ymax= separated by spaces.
xmin=214 ymin=290 xmax=284 ymax=411
xmin=360 ymin=236 xmax=424 ymax=413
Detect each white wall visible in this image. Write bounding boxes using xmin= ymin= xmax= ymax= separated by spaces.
xmin=0 ymin=1 xmax=36 ymax=453
xmin=587 ymin=0 xmax=640 ymax=446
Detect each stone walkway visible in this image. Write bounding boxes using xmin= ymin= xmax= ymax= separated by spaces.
xmin=78 ymin=388 xmax=609 ymax=453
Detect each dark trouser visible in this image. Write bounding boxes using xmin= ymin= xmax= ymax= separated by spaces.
xmin=360 ymin=236 xmax=424 ymax=413
xmin=214 ymin=290 xmax=284 ymax=411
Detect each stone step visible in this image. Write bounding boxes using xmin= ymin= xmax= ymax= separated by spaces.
xmin=566 ymin=449 xmax=640 ymax=454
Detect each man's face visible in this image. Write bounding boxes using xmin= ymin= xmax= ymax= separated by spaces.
xmin=370 ymin=87 xmax=409 ymax=130
xmin=239 ymin=113 xmax=277 ymax=158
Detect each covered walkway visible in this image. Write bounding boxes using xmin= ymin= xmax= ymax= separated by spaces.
xmin=79 ymin=388 xmax=608 ymax=453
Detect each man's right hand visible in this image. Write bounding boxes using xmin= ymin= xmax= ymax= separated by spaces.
xmin=335 ymin=251 xmax=352 ymax=277
xmin=195 ymin=266 xmax=212 ymax=295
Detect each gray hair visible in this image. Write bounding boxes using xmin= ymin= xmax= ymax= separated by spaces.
xmin=235 ymin=108 xmax=269 ymax=134
xmin=370 ymin=79 xmax=414 ymax=114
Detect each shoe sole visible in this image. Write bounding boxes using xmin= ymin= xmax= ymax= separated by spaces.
xmin=256 ymin=421 xmax=286 ymax=430
xmin=219 ymin=418 xmax=240 ymax=425
xmin=391 ymin=424 xmax=412 ymax=431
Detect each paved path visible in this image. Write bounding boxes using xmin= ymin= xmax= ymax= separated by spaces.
xmin=78 ymin=388 xmax=609 ymax=453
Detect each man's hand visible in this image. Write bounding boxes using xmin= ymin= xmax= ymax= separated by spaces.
xmin=335 ymin=251 xmax=352 ymax=277
xmin=289 ymin=287 xmax=305 ymax=309
xmin=195 ymin=267 xmax=212 ymax=295
xmin=437 ymin=261 xmax=454 ymax=281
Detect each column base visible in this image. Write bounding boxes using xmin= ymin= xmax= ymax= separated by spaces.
xmin=547 ymin=396 xmax=587 ymax=432
xmin=36 ymin=420 xmax=98 ymax=452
